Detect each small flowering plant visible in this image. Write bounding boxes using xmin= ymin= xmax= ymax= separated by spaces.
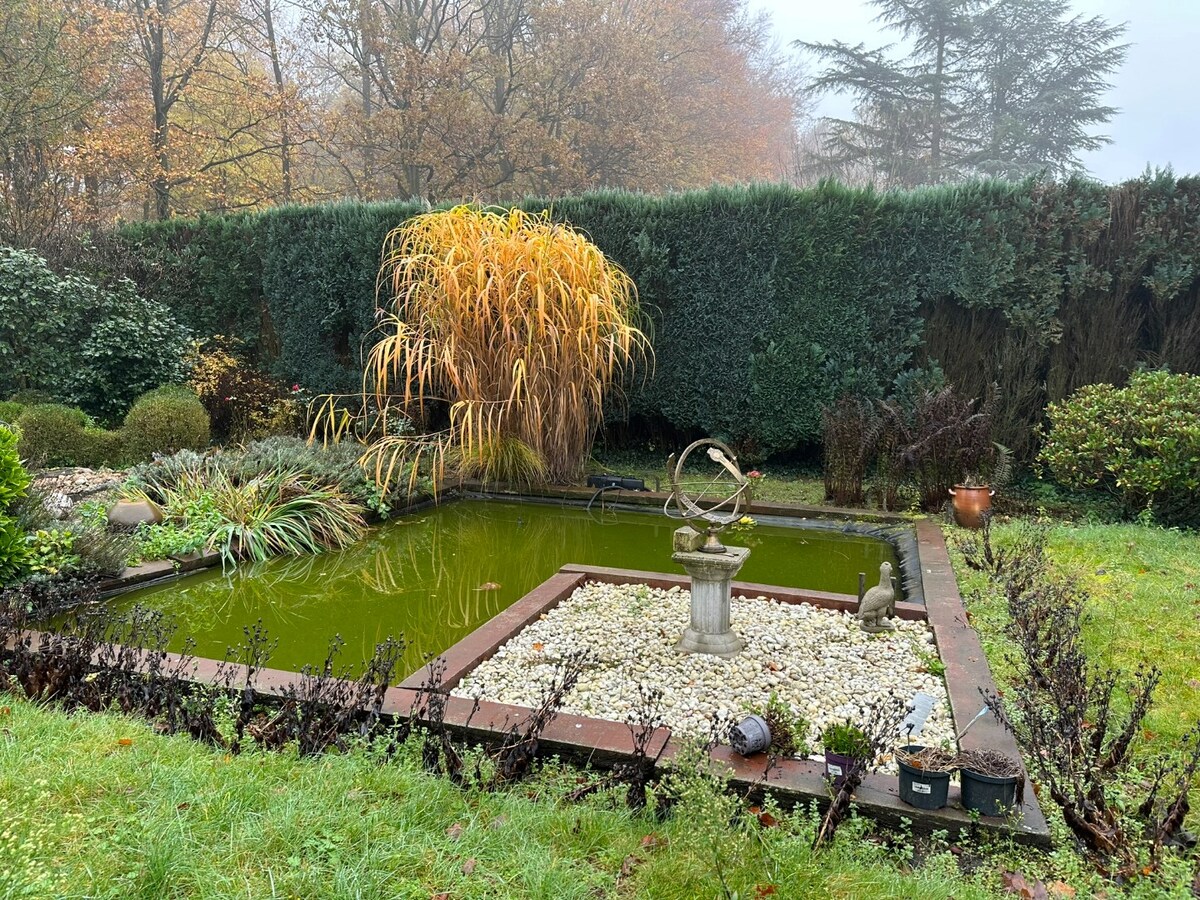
xmin=744 ymin=468 xmax=765 ymax=500
xmin=730 ymin=514 xmax=757 ymax=534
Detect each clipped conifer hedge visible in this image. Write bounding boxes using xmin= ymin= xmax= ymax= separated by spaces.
xmin=104 ymin=174 xmax=1200 ymax=459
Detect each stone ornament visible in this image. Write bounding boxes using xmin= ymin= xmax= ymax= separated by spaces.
xmin=665 ymin=438 xmax=752 ymax=656
xmin=858 ymin=561 xmax=897 ymax=633
xmin=664 ymin=438 xmax=751 ymax=553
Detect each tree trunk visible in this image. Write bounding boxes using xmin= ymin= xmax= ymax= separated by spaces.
xmin=931 ymin=31 xmax=945 ymax=183
xmin=149 ymin=0 xmax=170 ymax=220
xmin=261 ymin=0 xmax=291 ymax=201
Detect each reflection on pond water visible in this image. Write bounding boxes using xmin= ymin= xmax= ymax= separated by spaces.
xmin=111 ymin=499 xmax=899 ymax=675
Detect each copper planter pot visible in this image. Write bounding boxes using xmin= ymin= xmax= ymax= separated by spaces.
xmin=949 ymin=485 xmax=994 ymax=529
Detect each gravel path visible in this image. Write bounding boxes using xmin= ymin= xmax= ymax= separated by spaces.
xmin=452 ymin=581 xmax=957 ymax=763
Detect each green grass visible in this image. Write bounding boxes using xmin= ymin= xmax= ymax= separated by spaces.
xmin=952 ymin=518 xmax=1200 ymax=747
xmin=0 ymin=694 xmax=1069 ymax=899
xmin=591 ymin=449 xmax=829 ymax=506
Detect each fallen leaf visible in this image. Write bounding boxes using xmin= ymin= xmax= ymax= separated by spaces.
xmin=639 ymin=834 xmax=666 ymax=850
xmin=1000 ymin=870 xmax=1050 ymax=900
xmin=431 ymin=894 xmax=450 ymax=900
xmin=532 ymin=642 xmax=544 ymax=652
xmin=461 ymin=858 xmax=476 ymax=875
xmin=488 ymin=815 xmax=508 ymax=830
xmin=618 ymin=855 xmax=641 ymax=879
xmin=117 ymin=738 xmax=133 ymax=747
xmin=446 ymin=823 xmax=464 ymax=840
xmin=0 ymin=706 xmax=9 ymax=716
xmin=1047 ymin=882 xmax=1076 ymax=897
xmin=754 ymin=886 xmax=778 ymax=898
xmin=748 ymin=805 xmax=779 ymax=827
xmin=176 ymin=802 xmax=191 ymax=811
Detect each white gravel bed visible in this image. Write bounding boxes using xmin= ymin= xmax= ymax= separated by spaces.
xmin=452 ymin=581 xmax=957 ymax=767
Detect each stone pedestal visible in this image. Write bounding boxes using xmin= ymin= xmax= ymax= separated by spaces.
xmin=672 ymin=543 xmax=749 ymax=658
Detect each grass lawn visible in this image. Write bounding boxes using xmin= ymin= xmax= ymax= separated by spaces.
xmin=952 ymin=518 xmax=1200 ymax=749
xmin=5 ymin=466 xmax=1200 ymax=897
xmin=590 ymin=450 xmax=830 ymax=507
xmin=1 ymin=695 xmax=1023 ymax=899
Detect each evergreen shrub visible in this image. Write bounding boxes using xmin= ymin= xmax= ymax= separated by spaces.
xmin=0 ymin=247 xmax=190 ymax=423
xmin=101 ymin=176 xmax=1200 ymax=459
xmin=0 ymin=426 xmax=31 ymax=584
xmin=1039 ymin=370 xmax=1200 ymax=527
xmin=15 ymin=405 xmax=97 ymax=468
xmin=0 ymin=401 xmax=24 ymax=425
xmin=121 ymin=390 xmax=211 ymax=464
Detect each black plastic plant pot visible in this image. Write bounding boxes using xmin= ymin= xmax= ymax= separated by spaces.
xmin=897 ymin=745 xmax=951 ymax=810
xmin=960 ymin=767 xmax=1019 ymax=816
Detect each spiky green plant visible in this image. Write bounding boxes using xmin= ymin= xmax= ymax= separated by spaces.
xmin=206 ymin=470 xmax=367 ymax=566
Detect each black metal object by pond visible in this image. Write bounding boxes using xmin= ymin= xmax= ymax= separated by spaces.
xmin=585 ymin=474 xmax=648 ymax=491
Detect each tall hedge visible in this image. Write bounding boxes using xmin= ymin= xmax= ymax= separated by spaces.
xmin=105 ymin=175 xmax=1200 ymax=459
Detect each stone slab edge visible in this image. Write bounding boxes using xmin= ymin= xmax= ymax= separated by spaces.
xmin=914 ymin=519 xmax=1050 ymax=841
xmin=460 ymin=481 xmax=907 ymax=524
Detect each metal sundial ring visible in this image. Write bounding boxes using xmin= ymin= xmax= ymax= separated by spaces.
xmin=665 ymin=438 xmax=751 ymax=553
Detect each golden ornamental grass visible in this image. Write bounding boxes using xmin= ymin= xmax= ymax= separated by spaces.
xmin=331 ymin=206 xmax=651 ymax=492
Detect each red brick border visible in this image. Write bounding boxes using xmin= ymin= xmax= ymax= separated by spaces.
xmin=396 ymin=530 xmax=1050 ymax=845
xmin=16 ymin=515 xmax=1049 ymax=845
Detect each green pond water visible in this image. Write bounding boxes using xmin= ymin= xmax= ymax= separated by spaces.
xmin=110 ymin=499 xmax=899 ymax=676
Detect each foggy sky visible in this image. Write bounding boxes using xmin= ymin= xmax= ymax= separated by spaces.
xmin=756 ymin=0 xmax=1198 ymax=183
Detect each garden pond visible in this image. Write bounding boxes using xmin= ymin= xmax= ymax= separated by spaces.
xmin=110 ymin=499 xmax=900 ymax=675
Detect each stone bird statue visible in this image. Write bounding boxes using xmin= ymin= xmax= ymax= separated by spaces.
xmin=857 ymin=561 xmax=897 ymax=633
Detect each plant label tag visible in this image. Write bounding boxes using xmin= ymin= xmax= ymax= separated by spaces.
xmin=900 ymin=691 xmax=936 ymax=739
xmin=826 ymin=764 xmax=842 ymax=776
xmin=913 ymin=782 xmax=932 ymax=794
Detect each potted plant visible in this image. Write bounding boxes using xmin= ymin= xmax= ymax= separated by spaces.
xmin=820 ymin=722 xmax=871 ymax=787
xmin=955 ymin=748 xmax=1024 ymax=816
xmin=895 ymin=745 xmax=954 ymax=810
xmin=949 ymin=443 xmax=1011 ymax=529
xmin=948 ymin=476 xmax=995 ymax=529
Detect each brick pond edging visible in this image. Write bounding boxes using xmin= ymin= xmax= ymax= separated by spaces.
xmin=396 ymin=530 xmax=1049 ymax=845
xmin=54 ymin=509 xmax=1048 ymax=845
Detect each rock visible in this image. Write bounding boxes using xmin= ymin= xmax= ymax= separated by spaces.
xmin=107 ymin=499 xmax=163 ymax=528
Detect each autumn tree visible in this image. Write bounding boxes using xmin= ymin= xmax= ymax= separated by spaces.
xmin=2 ymin=0 xmax=806 ymax=229
xmin=0 ymin=0 xmax=120 ymax=245
xmin=302 ymin=0 xmax=804 ymax=200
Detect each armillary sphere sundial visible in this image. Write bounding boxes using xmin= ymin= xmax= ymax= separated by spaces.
xmin=664 ymin=438 xmax=752 ymax=657
xmin=664 ymin=438 xmax=752 ymax=553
